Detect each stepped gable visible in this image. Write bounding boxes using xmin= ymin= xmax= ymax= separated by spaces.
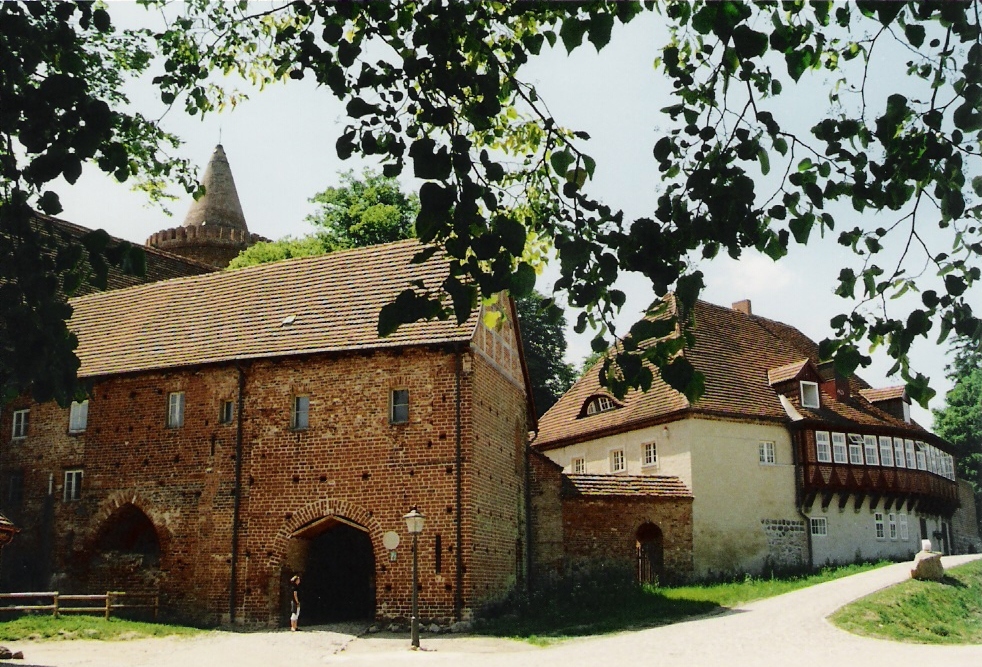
xmin=146 ymin=144 xmax=267 ymax=268
xmin=69 ymin=239 xmax=479 ymax=379
xmin=535 ymin=297 xmax=932 ymax=450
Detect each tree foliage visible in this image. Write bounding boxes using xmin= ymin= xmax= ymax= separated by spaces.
xmin=934 ymin=345 xmax=982 ymax=505
xmin=0 ymin=1 xmax=193 ymax=406
xmin=308 ymin=169 xmax=419 ymax=249
xmin=515 ymin=293 xmax=577 ymax=417
xmin=148 ymin=0 xmax=982 ymax=407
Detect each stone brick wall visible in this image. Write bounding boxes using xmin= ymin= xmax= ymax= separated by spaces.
xmin=953 ymin=479 xmax=982 ymax=554
xmin=527 ymin=449 xmax=564 ymax=584
xmin=759 ymin=518 xmax=807 ymax=569
xmin=562 ymin=496 xmax=693 ymax=584
xmin=0 ymin=337 xmax=530 ymax=626
xmin=146 ymin=226 xmax=267 ymax=269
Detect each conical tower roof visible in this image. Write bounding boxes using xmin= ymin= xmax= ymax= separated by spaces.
xmin=182 ymin=144 xmax=249 ymax=232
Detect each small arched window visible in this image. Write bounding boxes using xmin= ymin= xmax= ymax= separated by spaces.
xmin=585 ymin=395 xmax=616 ymax=416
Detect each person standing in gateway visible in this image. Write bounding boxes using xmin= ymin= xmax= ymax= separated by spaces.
xmin=289 ymin=574 xmax=302 ymax=631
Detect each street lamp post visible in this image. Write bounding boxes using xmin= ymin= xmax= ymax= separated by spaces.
xmin=403 ymin=507 xmax=425 ymax=649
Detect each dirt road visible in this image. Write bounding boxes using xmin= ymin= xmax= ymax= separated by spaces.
xmin=9 ymin=554 xmax=982 ymax=667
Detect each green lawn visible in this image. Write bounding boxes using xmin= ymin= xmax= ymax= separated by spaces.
xmin=831 ymin=558 xmax=982 ymax=644
xmin=476 ymin=561 xmax=888 ymax=641
xmin=0 ymin=615 xmax=203 ymax=642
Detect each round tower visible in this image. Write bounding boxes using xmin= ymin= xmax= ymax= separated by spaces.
xmin=146 ymin=145 xmax=267 ymax=268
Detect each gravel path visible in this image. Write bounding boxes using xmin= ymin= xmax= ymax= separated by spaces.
xmin=10 ymin=554 xmax=982 ymax=667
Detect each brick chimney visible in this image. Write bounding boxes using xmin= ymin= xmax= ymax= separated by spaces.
xmin=732 ymin=299 xmax=752 ymax=316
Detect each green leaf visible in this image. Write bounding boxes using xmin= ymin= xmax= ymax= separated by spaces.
xmin=757 ymin=148 xmax=770 ymax=175
xmin=549 ymin=149 xmax=575 ymax=177
xmin=559 ymin=17 xmax=587 ymax=53
xmin=789 ymin=215 xmax=813 ymax=244
xmin=731 ymin=25 xmax=768 ymax=59
xmin=904 ymin=24 xmax=925 ymax=48
xmin=510 ymin=262 xmax=536 ymax=298
xmin=587 ymin=12 xmax=614 ymax=51
xmin=773 ymin=137 xmax=788 ymax=155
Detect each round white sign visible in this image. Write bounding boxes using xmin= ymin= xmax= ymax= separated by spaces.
xmin=382 ymin=531 xmax=400 ymax=550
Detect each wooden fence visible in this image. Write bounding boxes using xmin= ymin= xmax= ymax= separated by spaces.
xmin=0 ymin=591 xmax=158 ymax=620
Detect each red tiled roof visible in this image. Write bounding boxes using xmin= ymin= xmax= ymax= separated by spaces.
xmin=69 ymin=240 xmax=479 ymax=378
xmin=536 ymin=297 xmax=932 ymax=449
xmin=562 ymin=473 xmax=692 ymax=498
xmin=767 ymin=359 xmax=811 ymax=385
xmin=860 ymin=386 xmax=907 ymax=403
xmin=32 ymin=214 xmax=216 ymax=293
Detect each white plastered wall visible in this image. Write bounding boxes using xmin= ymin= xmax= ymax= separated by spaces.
xmin=542 ymin=417 xmax=802 ymax=578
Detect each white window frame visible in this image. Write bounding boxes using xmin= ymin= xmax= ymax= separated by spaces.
xmin=893 ymin=437 xmax=906 ymax=469
xmin=390 ymin=389 xmax=409 ymax=424
xmin=586 ymin=395 xmax=615 ymax=415
xmin=906 ymin=440 xmax=917 ymax=469
xmin=63 ymin=469 xmax=83 ymax=502
xmin=759 ymin=441 xmax=776 ymax=465
xmin=167 ymin=392 xmax=185 ymax=428
xmin=815 ymin=431 xmax=832 ymax=463
xmin=899 ymin=513 xmax=909 ymax=541
xmin=810 ymin=517 xmax=828 ymax=537
xmin=800 ymin=381 xmax=820 ymax=409
xmin=863 ymin=435 xmax=879 ymax=466
xmin=832 ymin=432 xmax=847 ymax=464
xmin=874 ymin=512 xmax=885 ymax=540
xmin=292 ymin=395 xmax=310 ymax=430
xmin=916 ymin=443 xmax=927 ymax=471
xmin=902 ymin=400 xmax=911 ymax=423
xmin=11 ymin=409 xmax=29 ymax=439
xmin=609 ymin=449 xmax=626 ymax=473
xmin=68 ymin=400 xmax=89 ymax=433
xmin=571 ymin=457 xmax=585 ymax=474
xmin=879 ymin=435 xmax=894 ymax=466
xmin=848 ymin=434 xmax=864 ymax=465
xmin=888 ymin=512 xmax=898 ymax=540
xmin=643 ymin=442 xmax=658 ymax=467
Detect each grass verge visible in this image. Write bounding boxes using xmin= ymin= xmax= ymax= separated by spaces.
xmin=830 ymin=558 xmax=982 ymax=644
xmin=0 ymin=615 xmax=203 ymax=642
xmin=476 ymin=561 xmax=888 ymax=641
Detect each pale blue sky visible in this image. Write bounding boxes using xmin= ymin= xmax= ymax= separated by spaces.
xmin=53 ymin=5 xmax=978 ymax=426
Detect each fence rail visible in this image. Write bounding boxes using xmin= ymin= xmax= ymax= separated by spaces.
xmin=0 ymin=591 xmax=158 ymax=620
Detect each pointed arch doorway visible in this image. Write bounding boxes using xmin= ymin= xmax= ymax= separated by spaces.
xmin=287 ymin=516 xmax=376 ymax=623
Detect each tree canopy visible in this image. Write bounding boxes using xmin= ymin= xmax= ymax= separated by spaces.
xmin=2 ymin=1 xmax=981 ymax=409
xmin=934 ymin=345 xmax=982 ymax=510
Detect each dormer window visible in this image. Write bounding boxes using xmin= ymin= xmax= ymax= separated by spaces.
xmin=585 ymin=395 xmax=616 ymax=416
xmin=800 ymin=381 xmax=820 ymax=409
xmin=902 ymin=400 xmax=911 ymax=424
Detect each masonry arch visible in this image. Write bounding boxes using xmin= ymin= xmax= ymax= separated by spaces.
xmin=274 ymin=499 xmax=383 ymax=624
xmin=636 ymin=522 xmax=664 ymax=585
xmin=89 ymin=502 xmax=163 ymax=594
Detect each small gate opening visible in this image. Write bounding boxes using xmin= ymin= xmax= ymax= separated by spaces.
xmin=290 ymin=518 xmax=375 ymax=623
xmin=636 ymin=522 xmax=664 ymax=586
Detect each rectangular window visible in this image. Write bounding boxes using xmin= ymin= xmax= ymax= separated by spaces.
xmin=916 ymin=443 xmax=926 ymax=471
xmin=848 ymin=434 xmax=864 ymax=465
xmin=879 ymin=435 xmax=894 ymax=466
xmin=899 ymin=513 xmax=909 ymax=541
xmin=893 ymin=437 xmax=906 ymax=469
xmin=643 ymin=442 xmax=658 ymax=467
xmin=902 ymin=400 xmax=911 ymax=423
xmin=390 ymin=389 xmax=409 ymax=424
xmin=832 ymin=433 xmax=847 ymax=464
xmin=167 ymin=392 xmax=185 ymax=428
xmin=63 ymin=469 xmax=82 ymax=502
xmin=929 ymin=446 xmax=939 ymax=474
xmin=810 ymin=517 xmax=828 ymax=537
xmin=68 ymin=400 xmax=89 ymax=433
xmin=219 ymin=400 xmax=234 ymax=425
xmin=888 ymin=513 xmax=897 ymax=540
xmin=610 ymin=449 xmax=625 ymax=473
xmin=292 ymin=395 xmax=310 ymax=430
xmin=759 ymin=441 xmax=775 ymax=465
xmin=571 ymin=457 xmax=585 ymax=474
xmin=906 ymin=441 xmax=917 ymax=469
xmin=863 ymin=435 xmax=879 ymax=466
xmin=816 ymin=431 xmax=832 ymax=463
xmin=11 ymin=409 xmax=28 ymax=439
xmin=2 ymin=471 xmax=24 ymax=511
xmin=800 ymin=381 xmax=820 ymax=408
xmin=874 ymin=512 xmax=885 ymax=540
